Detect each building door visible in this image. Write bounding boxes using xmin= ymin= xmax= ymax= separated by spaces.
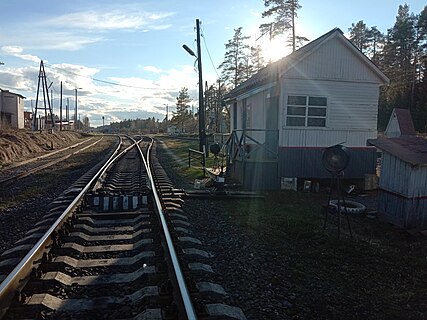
xmin=265 ymin=93 xmax=279 ymax=159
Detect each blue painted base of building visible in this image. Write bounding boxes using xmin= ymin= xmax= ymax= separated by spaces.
xmin=229 ymin=146 xmax=377 ymax=191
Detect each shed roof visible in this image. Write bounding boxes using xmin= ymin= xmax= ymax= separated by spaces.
xmin=368 ymin=136 xmax=427 ymax=166
xmin=225 ymin=28 xmax=389 ymax=101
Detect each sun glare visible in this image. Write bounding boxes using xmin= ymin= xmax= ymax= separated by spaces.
xmin=260 ymin=36 xmax=292 ymax=63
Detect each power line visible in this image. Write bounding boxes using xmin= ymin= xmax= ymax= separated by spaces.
xmin=44 ymin=63 xmax=178 ymax=91
xmin=200 ymin=27 xmax=220 ymax=78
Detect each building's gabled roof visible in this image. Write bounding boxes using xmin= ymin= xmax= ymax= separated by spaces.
xmin=368 ymin=136 xmax=427 ymax=166
xmin=225 ymin=28 xmax=389 ymax=101
xmin=385 ymin=108 xmax=416 ymax=137
xmin=0 ymin=88 xmax=26 ymax=99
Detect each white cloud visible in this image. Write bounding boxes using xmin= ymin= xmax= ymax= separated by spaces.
xmin=46 ymin=10 xmax=174 ymax=31
xmin=2 ymin=46 xmax=41 ymax=63
xmin=143 ymin=66 xmax=164 ymax=73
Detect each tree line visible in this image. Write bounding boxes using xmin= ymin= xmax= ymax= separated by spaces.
xmin=118 ymin=1 xmax=427 ymax=134
xmin=348 ymin=4 xmax=427 ymax=130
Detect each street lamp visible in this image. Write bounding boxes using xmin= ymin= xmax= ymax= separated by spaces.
xmin=182 ymin=18 xmax=206 ymax=155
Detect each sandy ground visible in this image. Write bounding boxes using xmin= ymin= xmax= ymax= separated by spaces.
xmin=0 ymin=129 xmax=87 ymax=166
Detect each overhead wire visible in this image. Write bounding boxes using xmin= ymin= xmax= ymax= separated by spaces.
xmin=200 ymin=26 xmax=220 ymax=78
xmin=43 ymin=62 xmax=178 ymax=91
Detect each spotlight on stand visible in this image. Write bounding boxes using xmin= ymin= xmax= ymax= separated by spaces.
xmin=321 ymin=144 xmax=350 ymax=175
xmin=321 ymin=144 xmax=352 ymax=238
xmin=209 ymin=143 xmax=221 ymax=156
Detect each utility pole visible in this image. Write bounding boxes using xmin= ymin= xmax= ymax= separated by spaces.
xmin=66 ymin=97 xmax=69 ymax=127
xmin=74 ymin=89 xmax=78 ymax=131
xmin=196 ymin=19 xmax=206 ymax=154
xmin=60 ymin=81 xmax=63 ymax=131
xmin=33 ymin=60 xmax=54 ymax=130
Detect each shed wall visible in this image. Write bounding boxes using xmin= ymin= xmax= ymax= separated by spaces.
xmin=378 ymin=191 xmax=427 ymax=229
xmin=378 ymin=151 xmax=427 ymax=229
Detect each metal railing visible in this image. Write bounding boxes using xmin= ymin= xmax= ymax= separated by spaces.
xmin=188 ymin=147 xmax=206 ymax=176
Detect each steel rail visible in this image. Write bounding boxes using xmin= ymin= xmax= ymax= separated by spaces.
xmin=137 ymin=137 xmax=197 ymax=320
xmin=91 ymin=136 xmax=142 ymax=192
xmin=0 ymin=135 xmax=124 ymax=317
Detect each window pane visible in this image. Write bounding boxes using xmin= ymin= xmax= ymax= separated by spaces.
xmin=308 ymin=107 xmax=326 ymax=116
xmin=288 ymin=95 xmax=306 ymax=105
xmin=307 ymin=117 xmax=326 ymax=127
xmin=308 ymin=96 xmax=327 ymax=106
xmin=286 ymin=117 xmax=305 ymax=126
xmin=287 ymin=106 xmax=306 ymax=116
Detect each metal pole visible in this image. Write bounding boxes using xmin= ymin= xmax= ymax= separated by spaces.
xmin=60 ymin=81 xmax=62 ymax=131
xmin=74 ymin=89 xmax=77 ymax=131
xmin=196 ymin=19 xmax=206 ymax=154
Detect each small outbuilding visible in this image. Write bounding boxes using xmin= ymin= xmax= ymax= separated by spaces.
xmin=384 ymin=108 xmax=416 ymax=138
xmin=368 ymin=136 xmax=427 ymax=230
xmin=224 ymin=28 xmax=389 ymax=190
xmin=0 ymin=89 xmax=25 ymax=129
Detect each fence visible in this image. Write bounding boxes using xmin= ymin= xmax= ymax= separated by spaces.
xmin=188 ymin=147 xmax=206 ymax=176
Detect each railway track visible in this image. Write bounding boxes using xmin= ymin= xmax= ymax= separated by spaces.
xmin=0 ymin=136 xmax=246 ymax=319
xmin=0 ymin=137 xmax=104 ymax=184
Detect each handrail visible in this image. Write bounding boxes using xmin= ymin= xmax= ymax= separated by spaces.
xmin=0 ymin=135 xmax=123 ymax=317
xmin=139 ymin=138 xmax=197 ymax=320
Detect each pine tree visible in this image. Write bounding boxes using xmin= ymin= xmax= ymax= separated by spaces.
xmin=367 ymin=26 xmax=385 ymax=64
xmin=348 ymin=20 xmax=371 ymax=54
xmin=260 ymin=0 xmax=301 ymax=52
xmin=250 ymin=45 xmax=266 ymax=72
xmin=171 ymin=87 xmax=192 ymax=133
xmin=218 ymin=27 xmax=250 ymax=88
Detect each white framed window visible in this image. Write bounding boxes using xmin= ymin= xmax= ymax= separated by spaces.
xmin=285 ymin=95 xmax=327 ymax=127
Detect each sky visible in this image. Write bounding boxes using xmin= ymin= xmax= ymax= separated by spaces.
xmin=0 ymin=0 xmax=425 ymax=127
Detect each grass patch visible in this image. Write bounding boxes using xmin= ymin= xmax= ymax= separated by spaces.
xmin=156 ymin=135 xmax=212 ymax=181
xmin=224 ymin=192 xmax=427 ymax=319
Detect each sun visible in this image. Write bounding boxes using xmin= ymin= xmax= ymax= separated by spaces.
xmin=260 ymin=36 xmax=292 ymax=63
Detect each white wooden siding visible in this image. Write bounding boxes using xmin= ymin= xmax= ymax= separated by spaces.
xmin=233 ymin=90 xmax=268 ymax=143
xmin=286 ymin=37 xmax=382 ymax=83
xmin=280 ymin=78 xmax=378 ymax=147
xmin=281 ymin=128 xmax=376 ymax=147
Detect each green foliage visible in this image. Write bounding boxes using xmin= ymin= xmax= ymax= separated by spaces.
xmin=260 ymin=0 xmax=302 ymax=52
xmin=349 ymin=4 xmax=427 ymax=131
xmin=110 ymin=117 xmax=159 ymax=133
xmin=171 ymin=87 xmax=197 ymax=133
xmin=205 ymin=82 xmax=230 ymax=134
xmin=218 ymin=27 xmax=251 ymax=88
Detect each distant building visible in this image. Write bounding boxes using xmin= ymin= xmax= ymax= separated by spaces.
xmin=385 ymin=108 xmax=416 ymax=138
xmin=0 ymin=88 xmax=25 ymax=129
